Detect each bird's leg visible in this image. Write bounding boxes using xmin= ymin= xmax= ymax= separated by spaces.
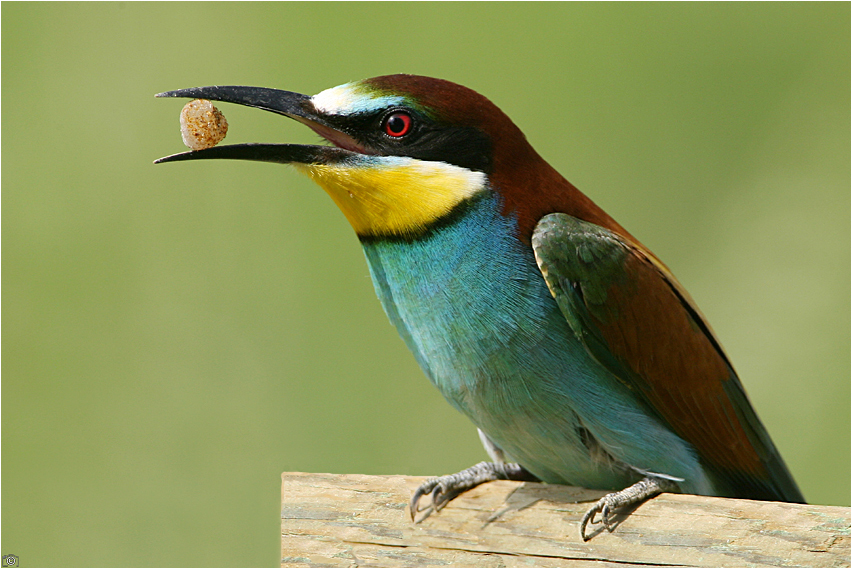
xmin=410 ymin=461 xmax=538 ymax=521
xmin=580 ymin=476 xmax=677 ymax=541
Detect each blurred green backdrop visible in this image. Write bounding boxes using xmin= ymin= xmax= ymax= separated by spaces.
xmin=3 ymin=2 xmax=849 ymax=567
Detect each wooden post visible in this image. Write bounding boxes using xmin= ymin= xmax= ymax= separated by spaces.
xmin=281 ymin=472 xmax=850 ymax=568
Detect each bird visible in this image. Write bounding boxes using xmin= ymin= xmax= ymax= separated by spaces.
xmin=155 ymin=75 xmax=804 ymax=540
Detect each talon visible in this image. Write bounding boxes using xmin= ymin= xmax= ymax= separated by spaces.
xmin=432 ymin=482 xmax=450 ymax=511
xmin=580 ymin=503 xmax=601 ymax=542
xmin=430 ymin=484 xmax=441 ymax=509
xmin=410 ymin=480 xmax=436 ymax=520
xmin=601 ymin=503 xmax=611 ymax=529
xmin=579 ymin=476 xmax=674 ymax=540
xmin=408 ymin=462 xmax=535 ymax=523
xmin=409 ymin=495 xmax=418 ymax=520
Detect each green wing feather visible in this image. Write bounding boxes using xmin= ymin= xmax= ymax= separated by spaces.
xmin=532 ymin=213 xmax=804 ymax=503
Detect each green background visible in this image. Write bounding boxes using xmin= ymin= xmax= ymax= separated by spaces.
xmin=4 ymin=2 xmax=849 ymax=566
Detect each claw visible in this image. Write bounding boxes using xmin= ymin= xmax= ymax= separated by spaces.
xmin=580 ymin=497 xmax=605 ymax=541
xmin=580 ymin=476 xmax=676 ymax=541
xmin=433 ymin=480 xmax=456 ymax=512
xmin=431 ymin=483 xmax=444 ymax=510
xmin=409 ymin=494 xmax=418 ymax=521
xmin=409 ymin=478 xmax=438 ymax=520
xmin=409 ymin=461 xmax=536 ymax=523
xmin=580 ymin=496 xmax=620 ymax=541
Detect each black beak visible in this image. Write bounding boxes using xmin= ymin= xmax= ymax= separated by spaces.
xmin=153 ymin=85 xmax=356 ymax=165
xmin=156 ymin=85 xmax=314 ymax=118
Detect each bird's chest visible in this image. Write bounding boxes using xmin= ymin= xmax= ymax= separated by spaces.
xmin=359 ymin=196 xmax=672 ymax=489
xmin=360 ymin=195 xmax=581 ymax=420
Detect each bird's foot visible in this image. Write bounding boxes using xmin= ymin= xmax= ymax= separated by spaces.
xmin=410 ymin=461 xmax=537 ymax=521
xmin=580 ymin=476 xmax=677 ymax=541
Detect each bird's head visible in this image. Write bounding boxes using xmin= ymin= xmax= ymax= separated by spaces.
xmin=156 ymin=74 xmax=625 ymax=242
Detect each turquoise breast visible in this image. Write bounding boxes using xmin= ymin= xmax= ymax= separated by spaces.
xmin=360 ymin=191 xmax=711 ymax=493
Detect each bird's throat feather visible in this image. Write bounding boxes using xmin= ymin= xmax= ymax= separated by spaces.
xmin=293 ymin=158 xmax=487 ymax=239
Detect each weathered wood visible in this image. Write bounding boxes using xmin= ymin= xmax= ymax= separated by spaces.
xmin=281 ymin=472 xmax=850 ymax=568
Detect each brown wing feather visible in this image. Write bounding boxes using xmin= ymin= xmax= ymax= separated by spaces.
xmin=533 ymin=213 xmax=803 ymax=501
xmin=594 ymin=244 xmax=762 ymax=474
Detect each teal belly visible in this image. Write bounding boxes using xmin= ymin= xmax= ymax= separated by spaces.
xmin=361 ymin=192 xmax=711 ymax=493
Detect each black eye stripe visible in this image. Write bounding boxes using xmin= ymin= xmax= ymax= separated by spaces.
xmin=322 ymin=108 xmax=492 ymax=173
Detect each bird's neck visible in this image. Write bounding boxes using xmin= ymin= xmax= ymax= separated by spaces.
xmin=490 ymin=142 xmax=636 ymax=245
xmin=359 ymin=192 xmax=561 ymax=405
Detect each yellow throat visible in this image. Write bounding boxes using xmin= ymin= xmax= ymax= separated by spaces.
xmin=294 ymin=158 xmax=487 ymax=239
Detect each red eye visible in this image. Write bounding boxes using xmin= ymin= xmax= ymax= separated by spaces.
xmin=383 ymin=112 xmax=412 ymax=137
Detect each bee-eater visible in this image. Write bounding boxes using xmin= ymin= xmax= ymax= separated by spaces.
xmin=155 ymin=75 xmax=804 ymax=540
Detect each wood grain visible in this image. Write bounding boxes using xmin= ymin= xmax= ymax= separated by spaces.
xmin=281 ymin=472 xmax=850 ymax=568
